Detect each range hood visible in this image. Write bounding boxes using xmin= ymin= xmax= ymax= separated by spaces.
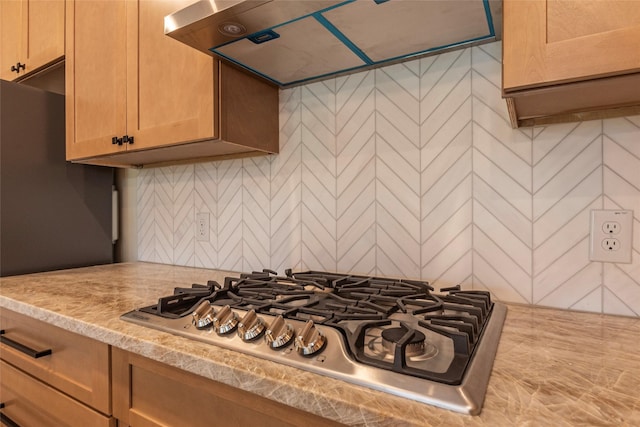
xmin=165 ymin=0 xmax=502 ymax=87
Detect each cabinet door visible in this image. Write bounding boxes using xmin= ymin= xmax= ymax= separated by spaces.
xmin=503 ymin=0 xmax=640 ymax=91
xmin=112 ymin=348 xmax=344 ymax=427
xmin=125 ymin=0 xmax=217 ymax=151
xmin=66 ymin=0 xmax=127 ymax=160
xmin=0 ymin=0 xmax=64 ymax=81
xmin=0 ymin=0 xmax=23 ymax=81
xmin=25 ymin=0 xmax=65 ymax=74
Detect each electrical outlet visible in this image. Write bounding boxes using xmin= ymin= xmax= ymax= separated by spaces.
xmin=601 ymin=238 xmax=620 ymax=251
xmin=196 ymin=212 xmax=210 ymax=242
xmin=589 ymin=210 xmax=633 ymax=263
xmin=602 ymin=221 xmax=621 ymax=234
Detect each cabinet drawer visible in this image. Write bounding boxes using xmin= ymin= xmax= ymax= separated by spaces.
xmin=0 ymin=360 xmax=114 ymax=427
xmin=0 ymin=309 xmax=110 ymax=414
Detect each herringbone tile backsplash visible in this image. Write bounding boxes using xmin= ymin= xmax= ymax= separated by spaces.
xmin=137 ymin=42 xmax=640 ymax=317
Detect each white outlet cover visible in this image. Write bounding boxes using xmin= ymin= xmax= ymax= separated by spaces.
xmin=196 ymin=212 xmax=210 ymax=242
xmin=589 ymin=210 xmax=633 ymax=263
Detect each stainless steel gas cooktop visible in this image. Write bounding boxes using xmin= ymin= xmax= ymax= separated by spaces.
xmin=121 ymin=269 xmax=506 ymax=415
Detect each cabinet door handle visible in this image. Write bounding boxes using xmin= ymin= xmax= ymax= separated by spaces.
xmin=10 ymin=62 xmax=25 ymax=73
xmin=0 ymin=330 xmax=52 ymax=359
xmin=0 ymin=405 xmax=21 ymax=427
xmin=112 ymin=136 xmax=123 ymax=146
xmin=123 ymin=135 xmax=134 ymax=145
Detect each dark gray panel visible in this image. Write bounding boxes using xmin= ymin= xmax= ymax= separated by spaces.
xmin=0 ymin=80 xmax=114 ymax=277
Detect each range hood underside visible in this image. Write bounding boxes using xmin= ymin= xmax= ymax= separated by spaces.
xmin=166 ymin=0 xmax=502 ymax=88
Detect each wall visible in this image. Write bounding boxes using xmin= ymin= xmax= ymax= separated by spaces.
xmin=136 ymin=42 xmax=640 ymax=317
xmin=115 ymin=168 xmax=139 ymax=263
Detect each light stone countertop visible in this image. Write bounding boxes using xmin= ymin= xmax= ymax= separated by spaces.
xmin=0 ymin=262 xmax=639 ymax=427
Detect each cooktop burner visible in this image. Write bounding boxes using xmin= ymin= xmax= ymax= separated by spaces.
xmin=121 ymin=269 xmax=506 ymax=414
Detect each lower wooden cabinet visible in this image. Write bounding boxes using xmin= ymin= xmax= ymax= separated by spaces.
xmin=0 ymin=309 xmax=114 ymax=426
xmin=0 ymin=309 xmax=345 ymax=426
xmin=0 ymin=360 xmax=114 ymax=427
xmin=112 ymin=347 xmax=345 ymax=427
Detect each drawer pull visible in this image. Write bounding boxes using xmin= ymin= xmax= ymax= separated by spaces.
xmin=0 ymin=406 xmax=21 ymax=427
xmin=0 ymin=330 xmax=52 ymax=359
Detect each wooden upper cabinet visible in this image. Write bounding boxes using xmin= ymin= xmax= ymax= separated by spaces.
xmin=126 ymin=0 xmax=217 ymax=151
xmin=25 ymin=0 xmax=65 ymax=74
xmin=66 ymin=0 xmax=278 ymax=167
xmin=0 ymin=0 xmax=23 ymax=81
xmin=502 ymin=0 xmax=640 ymax=127
xmin=66 ymin=0 xmax=213 ymax=160
xmin=0 ymin=0 xmax=64 ymax=81
xmin=65 ymin=0 xmax=127 ymax=160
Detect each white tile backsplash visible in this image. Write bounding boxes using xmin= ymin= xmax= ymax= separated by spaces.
xmin=136 ymin=42 xmax=640 ymax=317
